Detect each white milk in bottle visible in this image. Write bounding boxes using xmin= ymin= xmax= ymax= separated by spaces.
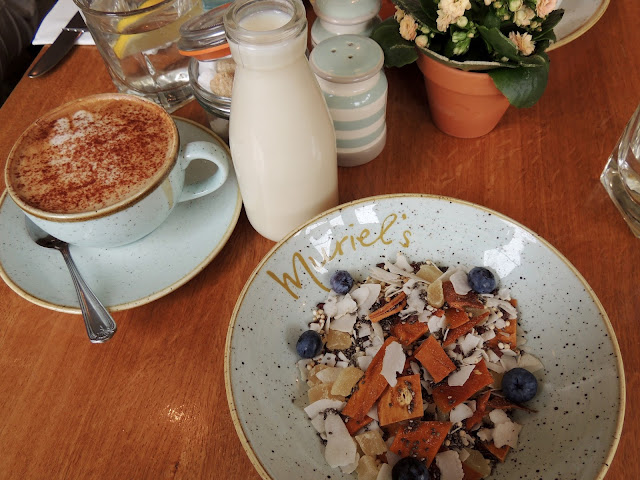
xmin=224 ymin=0 xmax=339 ymax=241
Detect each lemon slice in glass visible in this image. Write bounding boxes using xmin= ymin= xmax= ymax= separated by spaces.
xmin=112 ymin=0 xmax=175 ymax=59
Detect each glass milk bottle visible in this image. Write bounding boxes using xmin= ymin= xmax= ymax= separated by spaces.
xmin=224 ymin=0 xmax=339 ymax=241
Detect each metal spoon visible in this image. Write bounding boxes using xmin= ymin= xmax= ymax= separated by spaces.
xmin=24 ymin=217 xmax=117 ymax=343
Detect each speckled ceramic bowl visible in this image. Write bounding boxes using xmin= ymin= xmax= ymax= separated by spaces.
xmin=224 ymin=194 xmax=624 ymax=480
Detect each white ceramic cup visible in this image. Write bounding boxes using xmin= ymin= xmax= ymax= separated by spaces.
xmin=5 ymin=94 xmax=230 ymax=248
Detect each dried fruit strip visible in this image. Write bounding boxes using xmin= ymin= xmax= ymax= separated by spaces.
xmin=388 ymin=421 xmax=452 ymax=466
xmin=413 ymin=335 xmax=456 ymax=384
xmin=442 ymin=312 xmax=489 ymax=347
xmin=432 ymin=359 xmax=494 ymax=413
xmin=342 ymin=336 xmax=398 ymax=421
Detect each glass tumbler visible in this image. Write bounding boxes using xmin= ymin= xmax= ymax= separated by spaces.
xmin=74 ymin=0 xmax=203 ymax=112
xmin=601 ymin=103 xmax=640 ymax=237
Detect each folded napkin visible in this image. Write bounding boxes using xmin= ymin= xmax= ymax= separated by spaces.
xmin=32 ymin=0 xmax=94 ymax=45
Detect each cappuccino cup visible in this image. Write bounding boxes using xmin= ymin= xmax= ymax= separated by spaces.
xmin=5 ymin=93 xmax=229 ymax=248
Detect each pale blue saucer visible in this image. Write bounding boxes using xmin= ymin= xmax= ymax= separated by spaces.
xmin=0 ymin=118 xmax=242 ymax=313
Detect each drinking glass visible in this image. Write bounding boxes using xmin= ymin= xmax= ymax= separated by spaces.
xmin=74 ymin=0 xmax=203 ymax=112
xmin=601 ymin=103 xmax=640 ymax=237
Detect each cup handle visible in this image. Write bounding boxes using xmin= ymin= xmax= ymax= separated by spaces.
xmin=178 ymin=141 xmax=230 ymax=202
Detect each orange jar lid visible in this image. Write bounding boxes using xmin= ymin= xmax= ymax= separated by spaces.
xmin=178 ymin=3 xmax=233 ymax=61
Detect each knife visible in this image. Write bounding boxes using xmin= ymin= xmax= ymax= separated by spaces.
xmin=28 ymin=12 xmax=89 ymax=78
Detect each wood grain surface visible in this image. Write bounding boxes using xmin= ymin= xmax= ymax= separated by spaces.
xmin=0 ymin=1 xmax=638 ymax=479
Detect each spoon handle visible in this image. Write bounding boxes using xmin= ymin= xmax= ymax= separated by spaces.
xmin=59 ymin=245 xmax=117 ymax=343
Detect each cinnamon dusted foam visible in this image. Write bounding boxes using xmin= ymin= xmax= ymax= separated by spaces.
xmin=6 ymin=94 xmax=178 ymax=215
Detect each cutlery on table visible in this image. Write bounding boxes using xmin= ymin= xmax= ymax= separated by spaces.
xmin=25 ymin=217 xmax=117 ymax=343
xmin=28 ymin=12 xmax=89 ymax=78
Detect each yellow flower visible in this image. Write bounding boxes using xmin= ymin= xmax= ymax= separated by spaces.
xmin=399 ymin=14 xmax=418 ymax=41
xmin=509 ymin=31 xmax=535 ymax=55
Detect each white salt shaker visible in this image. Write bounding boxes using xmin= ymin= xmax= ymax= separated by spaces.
xmin=310 ymin=0 xmax=381 ymax=47
xmin=310 ymin=34 xmax=388 ymax=167
xmin=224 ymin=0 xmax=339 ymax=241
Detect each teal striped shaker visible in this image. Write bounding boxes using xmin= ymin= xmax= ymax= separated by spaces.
xmin=309 ymin=35 xmax=387 ymax=167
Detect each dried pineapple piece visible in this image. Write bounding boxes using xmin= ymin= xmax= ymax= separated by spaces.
xmin=417 ymin=263 xmax=443 ymax=282
xmin=427 ymin=279 xmax=445 ymax=308
xmin=308 ymin=383 xmax=345 ymax=403
xmin=356 ymin=455 xmax=380 ymax=480
xmin=331 ymin=367 xmax=364 ymax=397
xmin=307 ymin=364 xmax=329 ymax=386
xmin=355 ymin=430 xmax=387 ymax=456
xmin=326 ymin=329 xmax=353 ymax=350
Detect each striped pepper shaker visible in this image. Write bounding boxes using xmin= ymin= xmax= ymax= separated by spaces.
xmin=309 ymin=0 xmax=381 ymax=48
xmin=309 ymin=34 xmax=387 ymax=167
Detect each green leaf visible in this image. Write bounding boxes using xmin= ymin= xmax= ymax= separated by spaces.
xmin=488 ymin=54 xmax=550 ymax=108
xmin=371 ymin=19 xmax=419 ymax=68
xmin=477 ymin=25 xmax=520 ymax=62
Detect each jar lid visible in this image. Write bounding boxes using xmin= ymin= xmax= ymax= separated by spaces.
xmin=312 ymin=0 xmax=381 ymax=24
xmin=178 ymin=3 xmax=232 ymax=60
xmin=309 ymin=35 xmax=384 ymax=84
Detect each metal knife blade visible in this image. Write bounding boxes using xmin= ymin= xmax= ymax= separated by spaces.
xmin=28 ymin=13 xmax=88 ymax=78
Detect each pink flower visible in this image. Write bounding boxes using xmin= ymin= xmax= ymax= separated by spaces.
xmin=536 ymin=0 xmax=556 ymax=17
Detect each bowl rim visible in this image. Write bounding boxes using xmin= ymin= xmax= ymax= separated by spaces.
xmin=224 ymin=192 xmax=626 ymax=480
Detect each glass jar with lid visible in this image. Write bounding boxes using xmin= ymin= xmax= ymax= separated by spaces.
xmin=179 ymin=3 xmax=235 ymax=142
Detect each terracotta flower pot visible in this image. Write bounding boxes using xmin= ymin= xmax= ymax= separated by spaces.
xmin=416 ymin=51 xmax=510 ymax=138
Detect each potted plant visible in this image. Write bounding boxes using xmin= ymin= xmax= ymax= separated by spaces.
xmin=371 ymin=0 xmax=564 ymax=137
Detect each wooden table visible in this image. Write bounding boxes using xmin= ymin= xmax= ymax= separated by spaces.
xmin=0 ymin=1 xmax=638 ymax=478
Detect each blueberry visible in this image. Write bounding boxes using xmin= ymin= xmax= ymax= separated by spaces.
xmin=392 ymin=457 xmax=430 ymax=480
xmin=296 ymin=330 xmax=323 ymax=358
xmin=467 ymin=267 xmax=497 ymax=293
xmin=330 ymin=270 xmax=354 ymax=294
xmin=502 ymin=367 xmax=538 ymax=403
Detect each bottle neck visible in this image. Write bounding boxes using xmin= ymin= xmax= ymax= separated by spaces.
xmin=224 ymin=0 xmax=307 ymax=69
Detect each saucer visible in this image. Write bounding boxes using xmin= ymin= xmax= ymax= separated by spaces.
xmin=0 ymin=118 xmax=242 ymax=314
xmin=549 ymin=0 xmax=609 ymax=51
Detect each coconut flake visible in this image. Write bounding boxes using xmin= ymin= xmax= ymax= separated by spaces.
xmin=518 ymin=352 xmax=544 ymax=372
xmin=356 ymin=323 xmax=372 ymax=338
xmin=297 ymin=359 xmax=313 ymax=381
xmin=351 ymin=284 xmax=381 ymax=315
xmin=304 ymin=399 xmax=346 ymax=418
xmin=369 ymin=266 xmax=402 ymax=285
xmin=499 ymin=354 xmax=518 ymax=372
xmin=331 ymin=313 xmax=357 ymax=332
xmin=319 ymin=353 xmax=337 ymax=367
xmin=493 ymin=420 xmax=522 ymax=448
xmin=450 ymin=269 xmax=471 ymax=295
xmin=323 ymin=293 xmax=339 ymax=318
xmin=340 ymin=455 xmax=360 ymax=474
xmin=461 ymin=348 xmax=484 ymax=366
xmin=484 ymin=297 xmax=517 ymax=319
xmin=381 ymin=341 xmax=405 ymax=387
xmin=449 ymin=403 xmax=474 ymax=424
xmin=486 ymin=361 xmax=505 ymax=374
xmin=367 ymin=405 xmax=379 ymax=421
xmin=324 ymin=411 xmax=358 ymax=468
xmin=447 ymin=364 xmax=475 ymax=386
xmin=357 ymin=355 xmax=373 ymax=371
xmin=435 ymin=450 xmax=464 ymax=480
xmin=479 ymin=429 xmax=495 ymax=444
xmin=428 ymin=314 xmax=447 ymax=333
xmin=311 ymin=414 xmax=326 ymax=434
xmin=489 ymin=409 xmax=510 ymax=425
xmin=336 ymin=294 xmax=358 ymax=317
xmin=316 ymin=367 xmax=341 ymax=384
xmin=376 ymin=463 xmax=392 ymax=480
xmin=460 ymin=333 xmax=482 ymax=355
xmin=371 ymin=322 xmax=385 ymax=343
